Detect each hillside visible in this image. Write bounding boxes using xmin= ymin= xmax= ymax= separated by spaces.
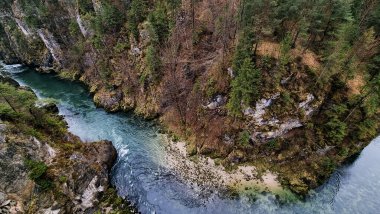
xmin=0 ymin=0 xmax=379 ymax=195
xmin=0 ymin=74 xmax=139 ymax=213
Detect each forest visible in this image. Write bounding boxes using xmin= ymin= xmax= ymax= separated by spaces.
xmin=0 ymin=0 xmax=379 ymax=196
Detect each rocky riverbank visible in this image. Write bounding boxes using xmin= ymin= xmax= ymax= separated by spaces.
xmin=0 ymin=75 xmax=136 ymax=213
xmin=0 ymin=0 xmax=379 ymax=197
xmin=163 ymin=137 xmax=296 ymax=201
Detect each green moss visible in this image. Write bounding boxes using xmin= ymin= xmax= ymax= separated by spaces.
xmin=99 ymin=188 xmax=137 ymax=214
xmin=58 ymin=70 xmax=78 ymax=80
xmin=25 ymin=159 xmax=53 ymax=190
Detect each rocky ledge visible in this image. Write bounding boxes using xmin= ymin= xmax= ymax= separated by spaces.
xmin=0 ymin=76 xmax=136 ymax=213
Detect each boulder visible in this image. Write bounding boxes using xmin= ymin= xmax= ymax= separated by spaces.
xmin=0 ymin=74 xmax=19 ymax=87
xmin=35 ymin=99 xmax=59 ymax=113
xmin=94 ymin=90 xmax=122 ymax=112
xmin=205 ymin=95 xmax=225 ymax=110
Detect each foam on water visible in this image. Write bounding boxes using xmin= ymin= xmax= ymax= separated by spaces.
xmin=2 ymin=63 xmax=380 ymax=214
xmin=0 ymin=62 xmax=25 ymax=73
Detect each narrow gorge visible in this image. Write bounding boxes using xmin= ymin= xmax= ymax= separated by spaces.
xmin=0 ymin=0 xmax=380 ymax=213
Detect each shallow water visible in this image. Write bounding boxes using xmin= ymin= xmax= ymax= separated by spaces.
xmin=2 ymin=63 xmax=380 ymax=214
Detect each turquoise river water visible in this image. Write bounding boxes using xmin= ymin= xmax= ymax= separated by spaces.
xmin=1 ymin=63 xmax=380 ymax=214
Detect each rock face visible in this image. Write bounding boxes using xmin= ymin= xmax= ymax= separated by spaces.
xmin=0 ymin=73 xmax=19 ymax=87
xmin=93 ymin=90 xmax=123 ymax=112
xmin=0 ymin=0 xmax=379 ymax=196
xmin=0 ymin=131 xmax=116 ymax=213
xmin=0 ymin=82 xmax=133 ymax=213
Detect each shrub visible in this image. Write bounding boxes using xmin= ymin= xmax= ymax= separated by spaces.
xmin=325 ymin=117 xmax=347 ymax=144
xmin=322 ymin=158 xmax=336 ymax=174
xmin=0 ymin=104 xmax=18 ymax=120
xmin=128 ymin=0 xmax=147 ymax=41
xmin=59 ymin=176 xmax=67 ymax=183
xmin=25 ymin=159 xmax=52 ymax=190
xmin=357 ymin=118 xmax=378 ymax=141
xmin=339 ymin=147 xmax=349 ymax=157
xmin=114 ymin=40 xmax=129 ymax=54
xmin=266 ymin=139 xmax=279 ymax=150
xmin=206 ymin=78 xmax=216 ymax=98
xmin=279 ymin=33 xmax=292 ymax=66
xmin=324 ymin=104 xmax=348 ymax=145
xmin=148 ymin=1 xmax=170 ymax=44
xmin=78 ymin=0 xmax=94 ymax=15
xmin=89 ymin=1 xmax=124 ymax=35
xmin=145 ymin=44 xmax=161 ymax=80
xmin=25 ymin=159 xmax=47 ymax=180
xmin=238 ymin=130 xmax=251 ymax=146
xmin=69 ymin=20 xmax=80 ymax=36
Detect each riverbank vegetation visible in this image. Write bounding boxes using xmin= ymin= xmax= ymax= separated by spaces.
xmin=0 ymin=77 xmax=136 ymax=213
xmin=0 ymin=0 xmax=379 ymax=195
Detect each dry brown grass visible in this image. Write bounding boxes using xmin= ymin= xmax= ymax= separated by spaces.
xmin=257 ymin=41 xmax=280 ymax=59
xmin=347 ymin=74 xmax=365 ymax=96
xmin=297 ymin=50 xmax=321 ymax=70
xmin=257 ymin=41 xmax=321 ymax=70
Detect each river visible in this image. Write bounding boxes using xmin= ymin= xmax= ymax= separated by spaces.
xmin=1 ymin=63 xmax=380 ymax=214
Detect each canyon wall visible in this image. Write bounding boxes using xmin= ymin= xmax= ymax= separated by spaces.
xmin=0 ymin=0 xmax=379 ymax=194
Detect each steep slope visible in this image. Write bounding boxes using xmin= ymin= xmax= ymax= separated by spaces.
xmin=0 ymin=0 xmax=379 ymax=195
xmin=0 ymin=74 xmax=136 ymax=213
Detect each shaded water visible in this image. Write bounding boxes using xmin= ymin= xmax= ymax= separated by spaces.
xmin=2 ymin=63 xmax=380 ymax=213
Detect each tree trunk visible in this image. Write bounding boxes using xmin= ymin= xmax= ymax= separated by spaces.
xmin=255 ymin=42 xmax=259 ymax=55
xmin=344 ymin=92 xmax=370 ymax=122
xmin=2 ymin=96 xmax=17 ymax=113
xmin=292 ymin=30 xmax=300 ymax=48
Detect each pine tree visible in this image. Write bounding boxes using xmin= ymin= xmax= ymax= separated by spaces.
xmin=232 ymin=28 xmax=254 ymax=71
xmin=128 ymin=0 xmax=147 ymax=41
xmin=148 ymin=1 xmax=170 ymax=44
xmin=228 ymin=58 xmax=261 ymax=117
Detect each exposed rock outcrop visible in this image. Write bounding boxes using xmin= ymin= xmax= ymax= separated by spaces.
xmin=0 ymin=0 xmax=379 ymax=196
xmin=0 ymin=82 xmax=135 ymax=213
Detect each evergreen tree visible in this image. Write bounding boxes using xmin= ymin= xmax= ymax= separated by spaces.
xmin=232 ymin=28 xmax=255 ymax=72
xmin=128 ymin=0 xmax=147 ymax=41
xmin=228 ymin=58 xmax=261 ymax=117
xmin=324 ymin=104 xmax=348 ymax=145
xmin=148 ymin=1 xmax=170 ymax=44
xmin=90 ymin=1 xmax=124 ymax=35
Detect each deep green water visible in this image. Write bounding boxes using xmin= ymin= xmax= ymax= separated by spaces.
xmin=2 ymin=63 xmax=380 ymax=214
